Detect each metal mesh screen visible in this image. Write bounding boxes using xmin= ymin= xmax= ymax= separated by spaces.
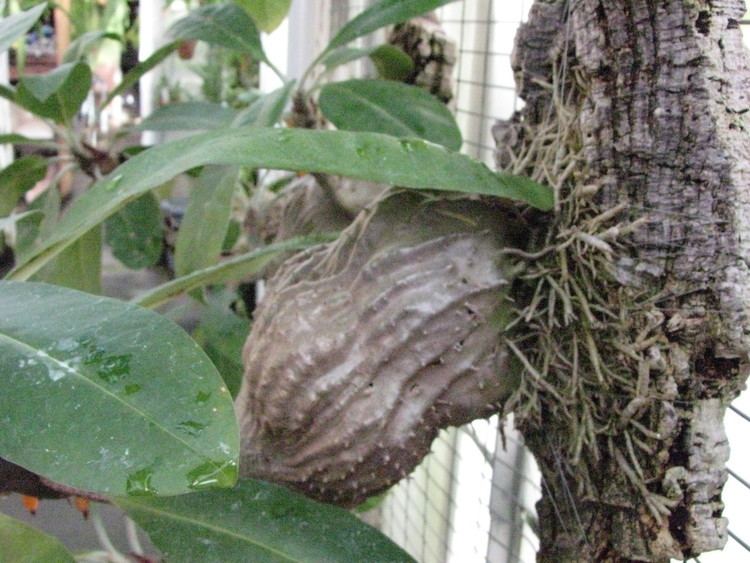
xmin=322 ymin=2 xmax=750 ymax=561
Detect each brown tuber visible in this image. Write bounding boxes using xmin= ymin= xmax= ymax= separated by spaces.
xmin=237 ymin=191 xmax=523 ymax=506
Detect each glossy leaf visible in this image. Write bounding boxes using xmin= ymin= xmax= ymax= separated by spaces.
xmin=0 ymin=512 xmax=75 ymax=563
xmin=175 ymin=167 xmax=238 ymax=278
xmin=169 ymin=3 xmax=266 ymax=63
xmin=235 ymin=0 xmax=292 ymax=33
xmin=15 ymin=62 xmax=92 ymax=124
xmin=33 ymin=226 xmax=102 ymax=294
xmin=192 ymin=303 xmax=250 ymax=398
xmin=370 ymin=45 xmax=414 ymax=81
xmin=232 ymin=82 xmax=294 ymax=128
xmin=319 ymin=80 xmax=461 ymax=150
xmin=116 ymin=478 xmax=414 ymax=563
xmin=137 ymin=101 xmax=237 ymax=132
xmin=63 ymin=30 xmax=121 ymax=63
xmin=101 ymin=42 xmax=179 ymax=110
xmin=0 ymin=156 xmax=47 ymax=216
xmin=133 ymin=235 xmax=334 ymax=309
xmin=8 ymin=128 xmax=552 ymax=281
xmin=325 ymin=0 xmax=458 ymax=52
xmin=0 ymin=281 xmax=239 ymax=496
xmin=105 ymin=193 xmax=163 ymax=270
xmin=0 ymin=3 xmax=46 ymax=55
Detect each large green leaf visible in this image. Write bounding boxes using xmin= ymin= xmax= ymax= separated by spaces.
xmin=232 ymin=82 xmax=294 ymax=128
xmin=0 ymin=281 xmax=239 ymax=496
xmin=235 ymin=0 xmax=291 ymax=33
xmin=169 ymin=3 xmax=266 ymax=63
xmin=0 ymin=156 xmax=47 ymax=216
xmin=15 ymin=62 xmax=92 ymax=124
xmin=325 ymin=0 xmax=458 ymax=52
xmin=0 ymin=3 xmax=46 ymax=55
xmin=116 ymin=478 xmax=414 ymax=563
xmin=137 ymin=102 xmax=237 ymax=132
xmin=101 ymin=42 xmax=179 ymax=110
xmin=8 ymin=128 xmax=552 ymax=281
xmin=175 ymin=166 xmax=238 ymax=277
xmin=33 ymin=225 xmax=102 ymax=294
xmin=133 ymin=235 xmax=334 ymax=309
xmin=0 ymin=513 xmax=75 ymax=563
xmin=319 ymin=79 xmax=461 ymax=150
xmin=105 ymin=193 xmax=163 ymax=270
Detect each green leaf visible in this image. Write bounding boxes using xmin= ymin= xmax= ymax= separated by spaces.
xmin=0 ymin=156 xmax=47 ymax=216
xmin=0 ymin=210 xmax=43 ymax=231
xmin=320 ymin=47 xmax=372 ymax=70
xmin=232 ymin=81 xmax=294 ymax=128
xmin=192 ymin=303 xmax=249 ymax=398
xmin=137 ymin=102 xmax=237 ymax=132
xmin=0 ymin=3 xmax=46 ymax=55
xmin=0 ymin=83 xmax=16 ymax=103
xmin=169 ymin=3 xmax=266 ymax=63
xmin=105 ymin=193 xmax=163 ymax=270
xmin=62 ymin=30 xmax=121 ymax=63
xmin=8 ymin=128 xmax=552 ymax=280
xmin=325 ymin=0 xmax=458 ymax=52
xmin=33 ymin=225 xmax=102 ymax=294
xmin=235 ymin=0 xmax=291 ymax=33
xmin=116 ymin=478 xmax=414 ymax=563
xmin=175 ymin=166 xmax=238 ymax=277
xmin=0 ymin=281 xmax=239 ymax=496
xmin=0 ymin=513 xmax=75 ymax=563
xmin=15 ymin=62 xmax=92 ymax=124
xmin=319 ymin=79 xmax=461 ymax=150
xmin=0 ymin=133 xmax=57 ymax=149
xmin=101 ymin=41 xmax=179 ymax=110
xmin=369 ymin=44 xmax=414 ymax=81
xmin=133 ymin=235 xmax=334 ymax=309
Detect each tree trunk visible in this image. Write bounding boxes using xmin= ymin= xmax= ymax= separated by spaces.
xmin=501 ymin=0 xmax=750 ymax=560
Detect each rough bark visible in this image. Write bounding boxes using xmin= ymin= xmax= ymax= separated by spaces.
xmin=503 ymin=0 xmax=750 ymax=560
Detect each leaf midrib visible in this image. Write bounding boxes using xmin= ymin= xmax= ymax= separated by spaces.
xmin=118 ymin=501 xmax=301 ymax=562
xmin=0 ymin=330 xmax=226 ymax=477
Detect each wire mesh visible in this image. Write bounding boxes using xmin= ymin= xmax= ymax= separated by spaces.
xmin=320 ymin=2 xmax=750 ymax=561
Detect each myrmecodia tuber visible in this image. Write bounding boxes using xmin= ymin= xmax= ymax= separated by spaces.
xmin=237 ymin=191 xmax=522 ymax=507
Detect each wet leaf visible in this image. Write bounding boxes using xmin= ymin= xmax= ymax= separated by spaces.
xmin=8 ymin=128 xmax=551 ymax=280
xmin=0 ymin=281 xmax=239 ymax=496
xmin=0 ymin=512 xmax=75 ymax=563
xmin=116 ymin=478 xmax=414 ymax=563
xmin=232 ymin=82 xmax=294 ymax=128
xmin=319 ymin=79 xmax=461 ymax=150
